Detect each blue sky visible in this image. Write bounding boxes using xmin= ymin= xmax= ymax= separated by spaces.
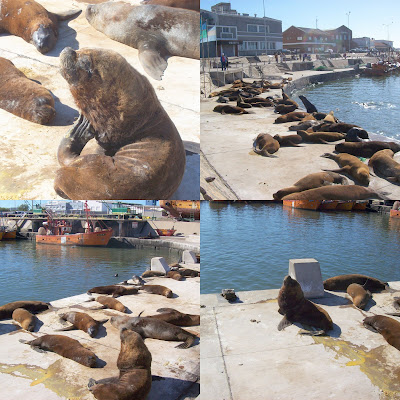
xmin=201 ymin=0 xmax=400 ymax=47
xmin=0 ymin=200 xmax=153 ymax=209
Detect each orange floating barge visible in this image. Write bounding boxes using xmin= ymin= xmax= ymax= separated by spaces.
xmin=155 ymin=228 xmax=177 ymax=236
xmin=282 ymin=200 xmax=321 ymax=210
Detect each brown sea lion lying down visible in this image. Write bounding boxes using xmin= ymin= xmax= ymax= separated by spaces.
xmin=335 ymin=141 xmax=400 ymax=158
xmin=58 ymin=311 xmax=108 ymax=337
xmin=144 ymin=308 xmax=200 ymax=326
xmin=369 ymin=149 xmax=400 ymax=183
xmin=0 ymin=300 xmax=49 ymax=320
xmin=274 ymin=112 xmax=315 ymax=124
xmin=0 ymin=58 xmax=55 ymax=124
xmin=297 ymin=130 xmax=345 ymax=144
xmin=55 ymin=47 xmax=186 ymax=200
xmin=12 ymin=309 xmax=37 ymax=331
xmin=141 ymin=285 xmax=173 ymax=298
xmin=213 ymin=105 xmax=249 ymax=114
xmin=253 ymin=133 xmax=280 ymax=157
xmin=323 ymin=274 xmax=388 ymax=292
xmin=363 ymin=315 xmax=400 ymax=351
xmin=346 ymin=284 xmax=372 ymax=310
xmin=88 ymin=285 xmax=138 ymax=298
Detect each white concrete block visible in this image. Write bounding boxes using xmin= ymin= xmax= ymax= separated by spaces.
xmin=151 ymin=257 xmax=170 ymax=273
xmin=289 ymin=258 xmax=324 ymax=298
xmin=182 ymin=250 xmax=197 ymax=264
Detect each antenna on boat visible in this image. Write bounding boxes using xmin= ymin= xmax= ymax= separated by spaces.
xmin=84 ymin=201 xmax=94 ymax=233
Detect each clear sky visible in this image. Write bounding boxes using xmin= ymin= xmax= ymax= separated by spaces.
xmin=201 ymin=0 xmax=400 ymax=47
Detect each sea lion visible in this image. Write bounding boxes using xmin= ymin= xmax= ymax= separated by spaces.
xmin=96 ymin=296 xmax=127 ymax=313
xmin=274 ymin=104 xmax=297 ymax=114
xmin=12 ymin=308 xmax=37 ymax=331
xmin=88 ymin=329 xmax=152 ymax=400
xmin=58 ymin=311 xmax=108 ymax=337
xmin=312 ymin=112 xmax=331 ymax=120
xmin=313 ymin=122 xmax=360 ymax=133
xmin=141 ymin=285 xmax=173 ymax=298
xmin=85 ymin=2 xmax=199 ymax=80
xmin=21 ymin=334 xmax=98 ymax=367
xmin=213 ymin=105 xmax=249 ymax=115
xmin=253 ymin=133 xmax=280 ymax=157
xmin=345 ymin=127 xmax=369 ymax=142
xmin=394 ymin=298 xmax=400 ymax=310
xmin=0 ymin=0 xmax=81 ymax=53
xmin=167 ymin=271 xmax=183 ymax=281
xmin=241 ymin=97 xmax=273 ymax=106
xmin=178 ymin=268 xmax=200 ymax=277
xmin=323 ymin=111 xmax=336 ymax=123
xmin=277 ymin=275 xmax=333 ymax=335
xmin=273 ymin=171 xmax=348 ymax=200
xmin=0 ymin=58 xmax=55 ymax=125
xmin=55 ymin=47 xmax=186 ymax=200
xmin=323 ymin=274 xmax=388 ymax=292
xmin=363 ymin=315 xmax=400 ymax=351
xmin=110 ymin=316 xmax=197 ymax=348
xmin=273 ymin=134 xmax=303 ymax=147
xmin=321 ymin=153 xmax=370 ymax=185
xmin=88 ymin=285 xmax=138 ymax=298
xmin=346 ymin=284 xmax=372 ymax=309
xmin=141 ymin=0 xmax=199 ymax=11
xmin=141 ymin=270 xmax=165 ymax=278
xmin=274 ymin=112 xmax=314 ymax=124
xmin=288 ymin=120 xmax=320 ymax=131
xmin=297 ymin=130 xmax=345 ymax=144
xmin=0 ymin=300 xmax=49 ymax=320
xmin=335 ymin=141 xmax=400 ymax=158
xmin=217 ymin=96 xmax=229 ymax=103
xmin=236 ymin=95 xmax=252 ymax=109
xmin=298 ymin=95 xmax=318 ymax=113
xmin=368 ymin=149 xmax=400 ymax=183
xmin=281 ymin=185 xmax=385 ymax=201
xmin=145 ymin=308 xmax=199 ymax=326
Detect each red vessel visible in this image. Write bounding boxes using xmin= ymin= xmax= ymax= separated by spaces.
xmin=155 ymin=228 xmax=177 ymax=236
xmin=36 ymin=202 xmax=113 ymax=246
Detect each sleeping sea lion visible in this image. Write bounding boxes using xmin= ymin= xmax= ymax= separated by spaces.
xmin=297 ymin=130 xmax=345 ymax=144
xmin=273 ymin=134 xmax=303 ymax=147
xmin=253 ymin=133 xmax=280 ymax=157
xmin=88 ymin=285 xmax=138 ymax=298
xmin=213 ymin=105 xmax=249 ymax=114
xmin=0 ymin=301 xmax=49 ymax=320
xmin=145 ymin=308 xmax=199 ymax=326
xmin=368 ymin=149 xmax=400 ymax=183
xmin=363 ymin=315 xmax=400 ymax=351
xmin=346 ymin=283 xmax=372 ymax=309
xmin=274 ymin=112 xmax=314 ymax=124
xmin=323 ymin=274 xmax=388 ymax=292
xmin=141 ymin=285 xmax=173 ymax=298
xmin=335 ymin=141 xmax=400 ymax=158
xmin=58 ymin=311 xmax=108 ymax=337
xmin=12 ymin=308 xmax=37 ymax=331
xmin=95 ymin=296 xmax=127 ymax=313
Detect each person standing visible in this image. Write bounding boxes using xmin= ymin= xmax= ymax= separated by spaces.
xmin=220 ymin=53 xmax=226 ymax=71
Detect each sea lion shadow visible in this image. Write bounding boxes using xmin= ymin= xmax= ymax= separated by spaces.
xmin=45 ymin=25 xmax=80 ymax=58
xmin=150 ymin=375 xmax=200 ymax=398
xmin=171 ymin=293 xmax=180 ymax=299
xmin=364 ymin=298 xmax=377 ymax=311
xmin=0 ymin=322 xmax=19 ymax=335
xmin=183 ymin=141 xmax=200 ymax=155
xmin=329 ymin=323 xmax=342 ymax=338
xmin=34 ymin=319 xmax=45 ymax=332
xmin=310 ymin=291 xmax=350 ymax=306
xmin=95 ymin=324 xmax=107 ymax=339
xmin=50 ymin=92 xmax=79 ymax=126
xmin=124 ymin=307 xmax=133 ymax=315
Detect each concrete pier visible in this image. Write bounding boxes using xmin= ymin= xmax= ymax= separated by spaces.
xmin=200 ymin=283 xmax=400 ymax=400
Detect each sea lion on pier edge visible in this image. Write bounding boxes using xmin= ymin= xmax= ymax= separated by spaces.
xmin=0 ymin=300 xmax=49 ymax=320
xmin=145 ymin=308 xmax=200 ymax=326
xmin=323 ymin=274 xmax=388 ymax=292
xmin=213 ymin=105 xmax=249 ymax=115
xmin=253 ymin=133 xmax=280 ymax=157
xmin=141 ymin=0 xmax=199 ymax=11
xmin=110 ymin=316 xmax=197 ymax=348
xmin=346 ymin=284 xmax=372 ymax=310
xmin=273 ymin=171 xmax=348 ymax=200
xmin=277 ymin=275 xmax=333 ymax=335
xmin=141 ymin=285 xmax=173 ymax=298
xmin=321 ymin=153 xmax=370 ymax=185
xmin=273 ymin=134 xmax=303 ymax=147
xmin=298 ymin=95 xmax=318 ymax=113
xmin=95 ymin=296 xmax=127 ymax=313
xmin=297 ymin=130 xmax=345 ymax=144
xmin=85 ymin=2 xmax=199 ymax=80
xmin=20 ymin=334 xmax=98 ymax=367
xmin=0 ymin=0 xmax=81 ymax=54
xmin=88 ymin=329 xmax=152 ymax=400
xmin=281 ymin=185 xmax=385 ymax=201
xmin=167 ymin=270 xmax=183 ymax=280
xmin=335 ymin=141 xmax=400 ymax=158
xmin=363 ymin=315 xmax=400 ymax=351
xmin=88 ymin=285 xmax=138 ymax=298
xmin=54 ymin=47 xmax=186 ymax=200
xmin=58 ymin=311 xmax=108 ymax=337
xmin=368 ymin=149 xmax=400 ymax=183
xmin=12 ymin=308 xmax=37 ymax=331
xmin=274 ymin=112 xmax=315 ymax=124
xmin=0 ymin=58 xmax=55 ymax=125
xmin=313 ymin=122 xmax=359 ymax=133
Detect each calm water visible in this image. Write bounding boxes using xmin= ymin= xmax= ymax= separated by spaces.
xmin=292 ymin=73 xmax=400 ymax=141
xmin=201 ymin=202 xmax=400 ymax=294
xmin=0 ymin=241 xmax=180 ymax=304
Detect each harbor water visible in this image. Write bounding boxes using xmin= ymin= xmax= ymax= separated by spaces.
xmin=201 ymin=202 xmax=400 ymax=294
xmin=0 ymin=240 xmax=180 ymax=304
xmin=292 ymin=73 xmax=400 ymax=141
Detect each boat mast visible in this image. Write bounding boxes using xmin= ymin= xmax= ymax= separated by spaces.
xmin=84 ymin=201 xmax=93 ymax=233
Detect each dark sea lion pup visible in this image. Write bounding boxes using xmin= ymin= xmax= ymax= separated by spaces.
xmin=0 ymin=300 xmax=49 ymax=320
xmin=12 ymin=309 xmax=37 ymax=331
xmin=85 ymin=2 xmax=199 ymax=80
xmin=55 ymin=47 xmax=186 ymax=200
xmin=323 ymin=274 xmax=388 ymax=292
xmin=58 ymin=311 xmax=108 ymax=337
xmin=363 ymin=315 xmax=400 ymax=351
xmin=0 ymin=0 xmax=81 ymax=53
xmin=277 ymin=275 xmax=333 ymax=335
xmin=0 ymin=58 xmax=55 ymax=125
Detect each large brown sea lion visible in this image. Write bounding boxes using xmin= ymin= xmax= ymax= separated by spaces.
xmin=141 ymin=0 xmax=199 ymax=11
xmin=54 ymin=47 xmax=185 ymax=200
xmin=323 ymin=274 xmax=388 ymax=292
xmin=144 ymin=308 xmax=200 ymax=326
xmin=88 ymin=285 xmax=138 ymax=298
xmin=335 ymin=141 xmax=400 ymax=158
xmin=321 ymin=153 xmax=370 ymax=185
xmin=110 ymin=316 xmax=197 ymax=348
xmin=0 ymin=0 xmax=81 ymax=53
xmin=253 ymin=133 xmax=280 ymax=157
xmin=85 ymin=2 xmax=199 ymax=80
xmin=0 ymin=58 xmax=55 ymax=125
xmin=274 ymin=104 xmax=297 ymax=114
xmin=274 ymin=112 xmax=314 ymax=124
xmin=297 ymin=130 xmax=345 ymax=144
xmin=313 ymin=122 xmax=359 ymax=133
xmin=363 ymin=315 xmax=400 ymax=351
xmin=88 ymin=329 xmax=152 ymax=400
xmin=368 ymin=149 xmax=400 ymax=183
xmin=20 ymin=334 xmax=98 ymax=367
xmin=277 ymin=275 xmax=333 ymax=335
xmin=0 ymin=300 xmax=49 ymax=320
xmin=273 ymin=134 xmax=303 ymax=147
xmin=12 ymin=308 xmax=37 ymax=331
xmin=298 ymin=95 xmax=318 ymax=113
xmin=213 ymin=105 xmax=249 ymax=115
xmin=346 ymin=283 xmax=372 ymax=309
xmin=273 ymin=171 xmax=348 ymax=200
xmin=95 ymin=296 xmax=127 ymax=313
xmin=58 ymin=311 xmax=108 ymax=337
xmin=141 ymin=285 xmax=173 ymax=298
xmin=281 ymin=185 xmax=385 ymax=201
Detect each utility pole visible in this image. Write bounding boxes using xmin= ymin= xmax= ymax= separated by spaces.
xmin=346 ymin=11 xmax=351 ymax=51
xmin=263 ymin=0 xmax=267 ymax=55
xmin=316 ymin=17 xmax=318 ymax=29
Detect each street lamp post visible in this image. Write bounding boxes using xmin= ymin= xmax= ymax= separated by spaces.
xmin=346 ymin=11 xmax=351 ymax=51
xmin=262 ymin=0 xmax=267 ymax=55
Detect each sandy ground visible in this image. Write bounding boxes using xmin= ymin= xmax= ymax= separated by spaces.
xmin=0 ymin=0 xmax=199 ymax=199
xmin=200 ymin=73 xmax=400 ymax=200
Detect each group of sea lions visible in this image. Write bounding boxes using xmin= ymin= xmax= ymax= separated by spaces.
xmin=0 ymin=0 xmax=200 ymax=199
xmin=5 ymin=264 xmax=199 ymax=399
xmin=278 ymin=274 xmax=400 ymax=352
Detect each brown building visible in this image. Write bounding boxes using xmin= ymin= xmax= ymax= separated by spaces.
xmin=283 ymin=25 xmax=352 ymax=53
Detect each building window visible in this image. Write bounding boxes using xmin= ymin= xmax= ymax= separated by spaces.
xmin=248 ymin=24 xmax=258 ymax=32
xmin=247 ymin=41 xmax=258 ymax=50
xmin=259 ymin=41 xmax=266 ymax=50
xmin=297 ymin=36 xmax=302 ymax=41
xmin=308 ymin=36 xmax=312 ymax=40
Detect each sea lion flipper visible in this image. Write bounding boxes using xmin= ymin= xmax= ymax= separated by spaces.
xmin=87 ymin=378 xmax=97 ymax=390
xmin=176 ymin=336 xmax=194 ymax=349
xmin=298 ymin=328 xmax=325 ymax=336
xmin=156 ymin=308 xmax=177 ymax=313
xmin=138 ymin=46 xmax=168 ymax=81
xmin=49 ymin=9 xmax=82 ymax=21
xmin=277 ymin=316 xmax=292 ymax=331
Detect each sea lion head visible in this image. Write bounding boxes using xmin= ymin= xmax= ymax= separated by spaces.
xmin=357 ymin=169 xmax=370 ymax=186
xmin=363 ymin=316 xmax=379 ymax=332
xmin=278 ymin=275 xmax=304 ymax=308
xmin=32 ymin=24 xmax=57 ymax=54
xmin=87 ymin=324 xmax=98 ymax=338
xmin=85 ymin=2 xmax=133 ymax=32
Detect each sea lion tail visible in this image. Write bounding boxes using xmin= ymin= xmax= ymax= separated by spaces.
xmin=176 ymin=335 xmax=196 ymax=349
